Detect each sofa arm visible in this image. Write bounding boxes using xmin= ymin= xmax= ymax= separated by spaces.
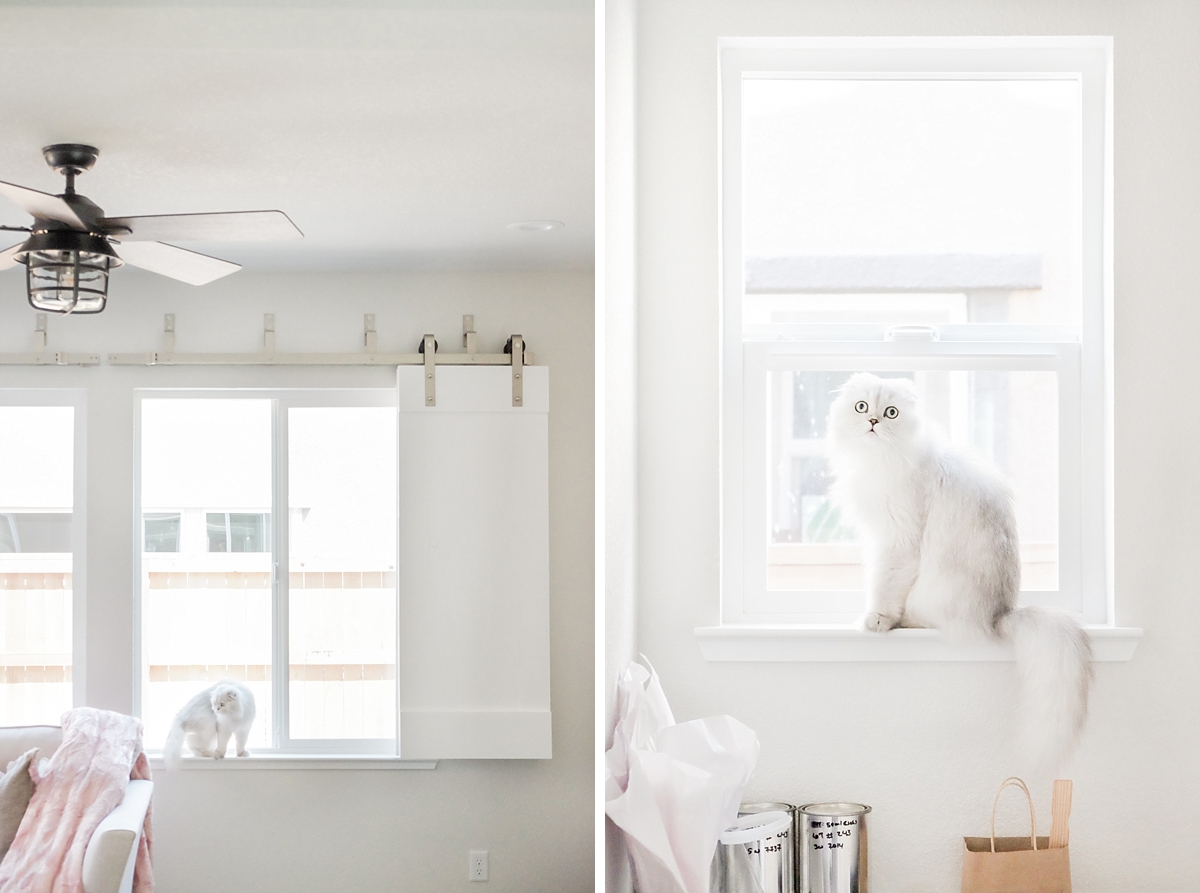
xmin=82 ymin=780 xmax=153 ymax=893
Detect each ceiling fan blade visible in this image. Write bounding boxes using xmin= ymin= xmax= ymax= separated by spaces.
xmin=0 ymin=241 xmax=26 ymax=271
xmin=116 ymin=241 xmax=240 ymax=286
xmin=0 ymin=181 xmax=86 ymax=229
xmin=100 ymin=210 xmax=302 ymax=242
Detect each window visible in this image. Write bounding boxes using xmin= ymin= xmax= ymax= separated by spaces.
xmin=137 ymin=390 xmax=397 ymax=755
xmin=0 ymin=393 xmax=83 ymax=722
xmin=206 ymin=513 xmax=270 ymax=553
xmin=144 ymin=514 xmax=181 ymax=553
xmin=719 ymin=39 xmax=1112 ymax=626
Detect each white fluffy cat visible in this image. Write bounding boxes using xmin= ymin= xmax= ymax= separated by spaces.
xmin=827 ymin=372 xmax=1092 ymax=768
xmin=163 ymin=681 xmax=256 ymax=770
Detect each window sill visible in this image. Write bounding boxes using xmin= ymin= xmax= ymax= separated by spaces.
xmin=147 ymin=753 xmax=437 ymax=770
xmin=694 ymin=625 xmax=1142 ymax=662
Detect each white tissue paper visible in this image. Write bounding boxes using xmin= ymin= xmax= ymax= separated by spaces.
xmin=605 ymin=657 xmax=760 ymax=893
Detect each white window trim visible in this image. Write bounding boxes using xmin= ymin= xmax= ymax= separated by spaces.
xmin=704 ymin=37 xmax=1141 ymax=660
xmin=133 ymin=388 xmax=400 ymax=756
xmin=0 ymin=389 xmax=87 ymax=704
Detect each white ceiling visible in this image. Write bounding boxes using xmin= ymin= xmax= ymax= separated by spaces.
xmin=0 ymin=2 xmax=593 ymax=274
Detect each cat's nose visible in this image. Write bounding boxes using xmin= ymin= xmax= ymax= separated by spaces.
xmin=869 ymin=417 xmax=878 ymax=425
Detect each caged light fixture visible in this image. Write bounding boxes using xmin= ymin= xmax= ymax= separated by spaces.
xmin=5 ymin=146 xmax=121 ymax=314
xmin=15 ymin=231 xmax=122 ymax=315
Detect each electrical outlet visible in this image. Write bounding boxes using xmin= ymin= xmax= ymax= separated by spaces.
xmin=469 ymin=850 xmax=488 ymax=882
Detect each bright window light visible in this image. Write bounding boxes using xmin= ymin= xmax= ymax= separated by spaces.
xmin=138 ymin=393 xmax=398 ymax=754
xmin=0 ymin=405 xmax=74 ymax=724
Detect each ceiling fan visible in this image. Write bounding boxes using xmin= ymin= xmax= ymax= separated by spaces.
xmin=0 ymin=144 xmax=302 ymax=314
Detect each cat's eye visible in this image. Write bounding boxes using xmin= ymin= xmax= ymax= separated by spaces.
xmin=854 ymin=400 xmax=869 ymax=414
xmin=883 ymin=406 xmax=899 ymax=419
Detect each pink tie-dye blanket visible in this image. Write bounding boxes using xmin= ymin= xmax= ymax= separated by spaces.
xmin=0 ymin=708 xmax=153 ymax=893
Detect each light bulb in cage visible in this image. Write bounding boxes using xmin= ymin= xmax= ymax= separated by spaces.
xmin=14 ymin=230 xmax=122 ymax=314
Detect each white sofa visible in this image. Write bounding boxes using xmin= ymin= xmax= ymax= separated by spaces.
xmin=0 ymin=725 xmax=153 ymax=893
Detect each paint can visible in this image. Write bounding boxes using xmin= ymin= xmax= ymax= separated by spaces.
xmin=799 ymin=802 xmax=871 ymax=893
xmin=712 ymin=810 xmax=792 ymax=893
xmin=739 ymin=802 xmax=797 ymax=893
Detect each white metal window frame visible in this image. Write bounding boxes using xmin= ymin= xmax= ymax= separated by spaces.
xmin=0 ymin=389 xmax=87 ymax=708
xmin=133 ymin=388 xmax=399 ymax=756
xmin=715 ymin=39 xmax=1118 ymax=635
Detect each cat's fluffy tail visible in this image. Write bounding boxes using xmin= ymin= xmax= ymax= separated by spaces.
xmin=163 ymin=722 xmax=185 ymax=771
xmin=997 ymin=605 xmax=1093 ymax=771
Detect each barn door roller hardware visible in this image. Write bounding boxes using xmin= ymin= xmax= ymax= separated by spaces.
xmin=416 ymin=318 xmax=531 ymax=407
xmin=506 ymin=335 xmax=525 ymax=407
xmin=107 ymin=313 xmax=535 ymax=405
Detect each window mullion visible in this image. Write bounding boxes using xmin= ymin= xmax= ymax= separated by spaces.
xmin=271 ymin=399 xmax=290 ymax=749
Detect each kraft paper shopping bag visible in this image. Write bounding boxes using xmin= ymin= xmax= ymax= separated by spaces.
xmin=961 ymin=777 xmax=1071 ymax=893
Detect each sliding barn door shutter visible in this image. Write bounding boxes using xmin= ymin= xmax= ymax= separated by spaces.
xmin=396 ymin=365 xmax=551 ymax=759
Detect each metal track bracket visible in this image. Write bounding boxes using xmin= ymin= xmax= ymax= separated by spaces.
xmin=0 ymin=314 xmax=100 ymax=366
xmin=365 ymin=314 xmax=377 ymax=352
xmin=510 ymin=335 xmax=524 ymax=407
xmin=423 ymin=334 xmax=437 ymax=406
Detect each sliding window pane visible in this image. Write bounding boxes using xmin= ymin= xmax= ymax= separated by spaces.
xmin=0 ymin=407 xmax=73 ymax=724
xmin=141 ymin=399 xmax=272 ymax=750
xmin=288 ymin=407 xmax=396 ymax=740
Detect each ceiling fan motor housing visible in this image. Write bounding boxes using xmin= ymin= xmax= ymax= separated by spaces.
xmin=42 ymin=144 xmax=99 ymax=176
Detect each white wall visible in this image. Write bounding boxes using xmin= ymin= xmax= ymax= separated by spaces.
xmin=0 ymin=268 xmax=593 ymax=892
xmin=633 ymin=1 xmax=1200 ymax=890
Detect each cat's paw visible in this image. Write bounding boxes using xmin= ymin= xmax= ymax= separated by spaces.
xmin=194 ymin=748 xmax=215 ymax=758
xmin=213 ymin=751 xmax=225 ymax=760
xmin=862 ymin=611 xmax=898 ymax=633
xmin=236 ymin=749 xmax=250 ymax=758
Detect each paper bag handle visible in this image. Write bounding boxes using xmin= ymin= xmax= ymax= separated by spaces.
xmin=990 ymin=777 xmax=1037 ymax=853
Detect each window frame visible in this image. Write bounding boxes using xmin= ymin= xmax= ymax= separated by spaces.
xmin=0 ymin=389 xmax=87 ymax=712
xmin=718 ymin=38 xmax=1115 ymax=628
xmin=133 ymin=388 xmax=399 ymax=756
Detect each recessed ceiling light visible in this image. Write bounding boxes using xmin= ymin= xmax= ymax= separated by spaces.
xmin=507 ymin=220 xmax=565 ymax=232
